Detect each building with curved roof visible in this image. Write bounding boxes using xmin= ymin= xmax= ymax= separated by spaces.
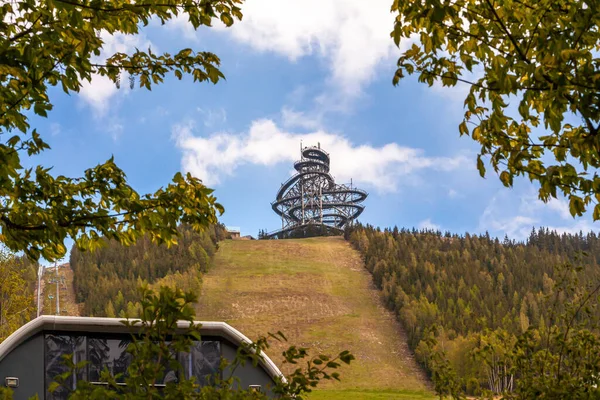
xmin=0 ymin=316 xmax=283 ymax=399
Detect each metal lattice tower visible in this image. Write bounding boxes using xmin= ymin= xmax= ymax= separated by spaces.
xmin=267 ymin=144 xmax=367 ymax=238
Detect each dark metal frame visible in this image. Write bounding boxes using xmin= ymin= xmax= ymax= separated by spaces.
xmin=267 ymin=145 xmax=367 ymax=238
xmin=43 ymin=331 xmax=224 ymax=399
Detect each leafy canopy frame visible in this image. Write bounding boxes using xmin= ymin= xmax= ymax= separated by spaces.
xmin=391 ymin=0 xmax=600 ymax=219
xmin=0 ymin=0 xmax=244 ymax=261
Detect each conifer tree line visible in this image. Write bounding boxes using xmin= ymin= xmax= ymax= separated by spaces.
xmin=70 ymin=224 xmax=228 ymax=317
xmin=346 ymin=224 xmax=600 ymax=395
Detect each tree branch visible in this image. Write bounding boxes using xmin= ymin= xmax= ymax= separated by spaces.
xmin=0 ymin=53 xmax=70 ymax=123
xmin=524 ymin=1 xmax=552 ymax=58
xmin=438 ymin=22 xmax=511 ymax=57
xmin=484 ymin=0 xmax=530 ymax=64
xmin=52 ymin=0 xmax=204 ymax=13
xmin=0 ymin=202 xmax=168 ymax=232
xmin=557 ymin=279 xmax=600 ymax=381
xmin=90 ymin=60 xmax=194 ymax=71
xmin=416 ymin=66 xmax=550 ymax=92
xmin=7 ymin=15 xmax=44 ymax=43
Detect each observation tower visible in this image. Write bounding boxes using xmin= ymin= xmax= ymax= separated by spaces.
xmin=266 ymin=144 xmax=367 ymax=239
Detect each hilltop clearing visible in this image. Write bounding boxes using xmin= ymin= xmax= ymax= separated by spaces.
xmin=197 ymin=236 xmax=433 ymax=399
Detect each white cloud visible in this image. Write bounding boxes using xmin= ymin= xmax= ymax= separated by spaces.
xmin=79 ymin=31 xmax=153 ymax=117
xmin=156 ymin=106 xmax=170 ymax=117
xmin=479 ymin=189 xmax=597 ymax=241
xmin=524 ymin=195 xmax=572 ymax=221
xmin=448 ymin=188 xmax=463 ymax=199
xmin=172 ymin=116 xmax=468 ymax=191
xmin=418 ymin=218 xmax=441 ymax=231
xmin=165 ymin=14 xmax=199 ymax=42
xmin=281 ymin=107 xmax=322 ymax=130
xmin=107 ymin=120 xmax=124 ymax=141
xmin=544 ymin=220 xmax=596 ymax=236
xmin=102 ymin=30 xmax=152 ymax=57
xmin=197 ymin=107 xmax=227 ymax=128
xmin=481 ymin=209 xmax=537 ymax=240
xmin=430 ymin=80 xmax=472 ymax=103
xmin=479 ymin=192 xmax=539 ymax=240
xmin=211 ymin=0 xmax=408 ymax=98
xmin=79 ymin=75 xmax=119 ymax=117
xmin=50 ymin=123 xmax=61 ymax=136
xmin=286 ymin=85 xmax=310 ymax=105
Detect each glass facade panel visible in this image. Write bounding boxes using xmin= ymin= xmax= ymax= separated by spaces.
xmin=43 ymin=333 xmax=222 ymax=397
xmin=159 ymin=341 xmax=221 ymax=386
xmin=44 ymin=334 xmax=86 ymax=400
xmin=88 ymin=338 xmax=132 ymax=383
xmin=190 ymin=341 xmax=221 ymax=386
xmin=161 ymin=347 xmax=184 ymax=385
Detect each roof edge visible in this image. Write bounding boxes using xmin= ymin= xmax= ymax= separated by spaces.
xmin=0 ymin=316 xmax=284 ymax=383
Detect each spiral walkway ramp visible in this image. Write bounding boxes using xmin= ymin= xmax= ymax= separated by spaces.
xmin=266 ymin=145 xmax=367 ymax=239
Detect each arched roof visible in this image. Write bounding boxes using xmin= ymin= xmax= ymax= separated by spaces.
xmin=0 ymin=316 xmax=284 ymax=383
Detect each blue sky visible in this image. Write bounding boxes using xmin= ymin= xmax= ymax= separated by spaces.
xmin=29 ymin=0 xmax=597 ymax=263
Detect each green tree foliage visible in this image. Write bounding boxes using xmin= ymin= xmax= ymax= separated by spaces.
xmin=346 ymin=224 xmax=600 ymax=395
xmin=430 ymin=263 xmax=600 ymax=400
xmin=0 ymin=250 xmax=37 ymax=341
xmin=0 ymin=0 xmax=244 ymax=261
xmin=390 ymin=0 xmax=600 ymax=218
xmin=70 ymin=224 xmax=227 ymax=316
xmin=104 ymin=300 xmax=116 ymax=318
xmin=504 ymin=262 xmax=600 ymax=399
xmin=46 ymin=285 xmax=354 ymax=399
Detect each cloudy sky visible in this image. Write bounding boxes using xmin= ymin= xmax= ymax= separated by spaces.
xmin=30 ymin=0 xmax=597 ymax=249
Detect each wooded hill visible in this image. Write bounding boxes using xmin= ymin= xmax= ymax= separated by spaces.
xmin=69 ymin=224 xmax=228 ymax=317
xmin=346 ymin=224 xmax=600 ymax=395
xmin=65 ymin=222 xmax=600 ymax=397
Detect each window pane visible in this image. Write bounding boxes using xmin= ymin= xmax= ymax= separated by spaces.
xmin=45 ymin=335 xmax=86 ymax=400
xmin=88 ymin=338 xmax=132 ymax=383
xmin=190 ymin=341 xmax=221 ymax=386
xmin=161 ymin=348 xmax=184 ymax=385
xmin=149 ymin=340 xmax=221 ymax=386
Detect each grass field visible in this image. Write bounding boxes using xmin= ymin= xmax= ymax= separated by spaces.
xmin=197 ymin=236 xmax=434 ymax=399
xmin=307 ymin=389 xmax=436 ymax=399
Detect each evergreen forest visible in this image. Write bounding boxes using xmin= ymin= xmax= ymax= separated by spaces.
xmin=61 ymin=222 xmax=600 ymax=396
xmin=346 ymin=224 xmax=600 ymax=395
xmin=69 ymin=224 xmax=228 ymax=317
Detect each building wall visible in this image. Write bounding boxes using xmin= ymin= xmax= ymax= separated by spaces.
xmin=0 ymin=331 xmax=276 ymax=399
xmin=0 ymin=334 xmax=45 ymax=400
xmin=222 ymin=341 xmax=275 ymax=394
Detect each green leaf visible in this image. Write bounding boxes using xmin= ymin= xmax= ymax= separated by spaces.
xmin=499 ymin=171 xmax=512 ymax=187
xmin=477 ymin=156 xmax=486 ymax=178
xmin=569 ymin=195 xmax=585 ymax=217
xmin=594 ymin=204 xmax=600 ymax=221
xmin=390 ymin=0 xmax=600 ymax=218
xmin=7 ymin=135 xmax=20 ymax=147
